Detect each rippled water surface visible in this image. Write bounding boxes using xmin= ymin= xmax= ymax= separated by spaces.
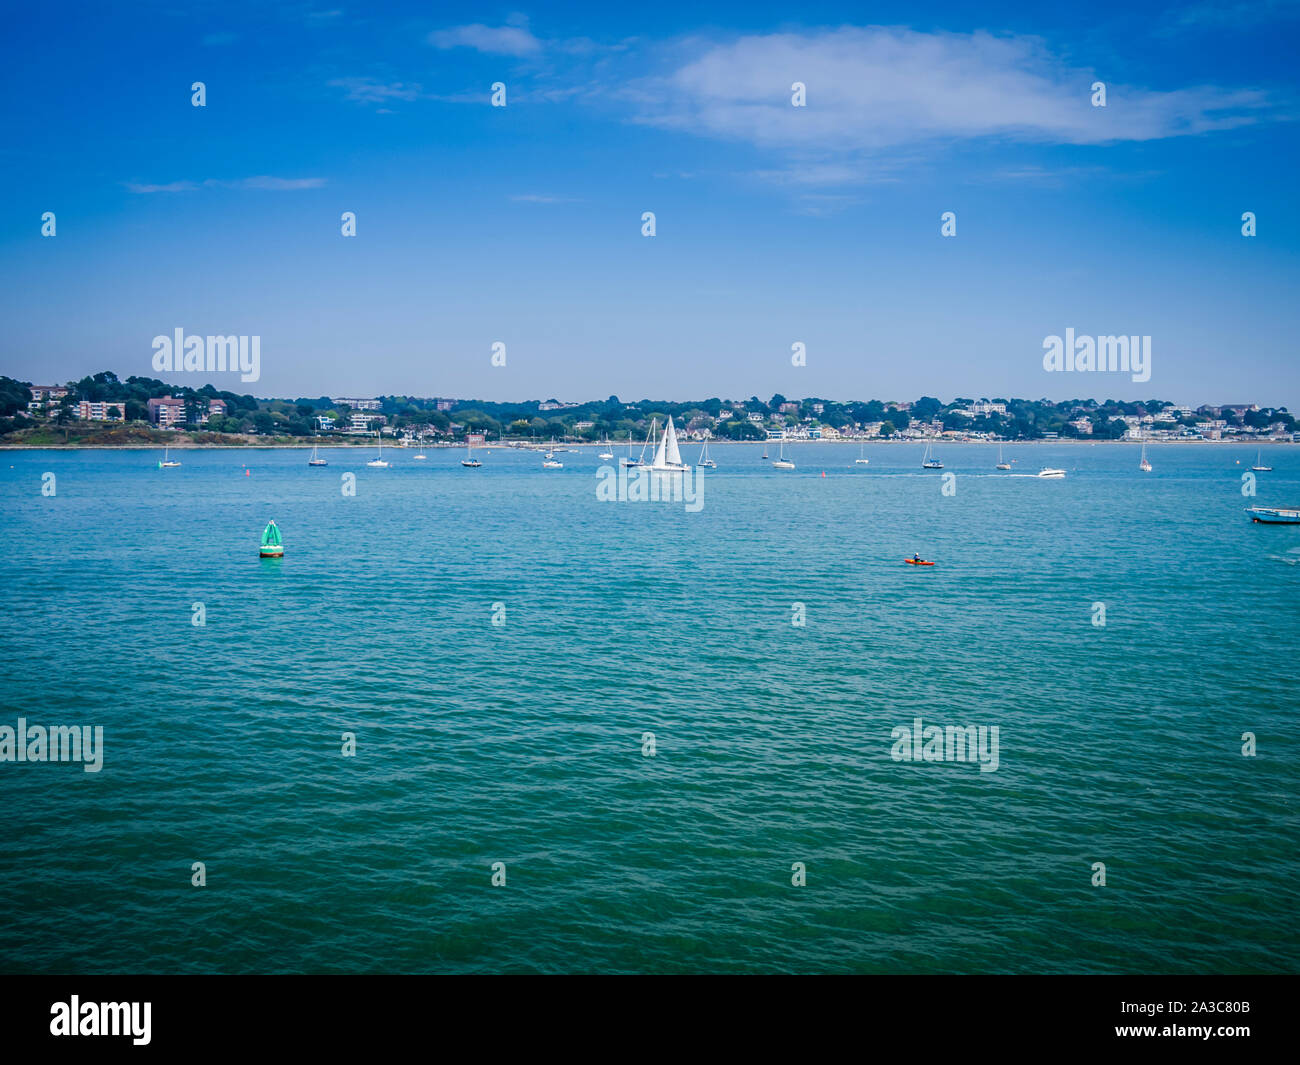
xmin=1 ymin=442 xmax=1297 ymax=973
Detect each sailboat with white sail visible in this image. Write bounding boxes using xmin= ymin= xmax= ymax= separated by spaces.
xmin=1251 ymin=449 xmax=1272 ymax=472
xmin=366 ymin=438 xmax=389 ymax=468
xmin=159 ymin=445 xmax=181 ymax=468
xmin=647 ymin=415 xmax=690 ymax=473
xmin=462 ymin=441 xmax=481 ymax=468
xmin=697 ymin=437 xmax=717 ymax=469
xmin=598 ymin=435 xmax=614 ymax=461
xmin=1139 ymin=442 xmax=1152 ymax=472
xmin=995 ymin=444 xmax=1011 ymax=470
xmin=772 ymin=437 xmax=795 ymax=470
xmin=413 ymin=439 xmax=427 ymax=461
xmin=921 ymin=442 xmax=943 ymax=469
xmin=308 ymin=444 xmax=328 ymax=466
xmin=855 ymin=440 xmax=869 ymax=465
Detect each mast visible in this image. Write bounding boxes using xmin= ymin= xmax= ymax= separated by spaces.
xmin=640 ymin=419 xmax=656 ymax=464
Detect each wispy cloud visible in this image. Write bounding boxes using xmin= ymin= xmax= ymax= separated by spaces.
xmin=429 ymin=22 xmax=541 ymax=57
xmin=629 ymin=27 xmax=1283 ymax=156
xmin=126 ymin=176 xmax=327 ymax=194
xmin=125 ymin=181 xmax=200 ymax=194
xmin=510 ymin=193 xmax=582 ymax=204
xmin=753 ymin=163 xmax=882 ymax=186
xmin=329 ymin=77 xmax=422 ymax=103
xmin=237 ymin=176 xmax=327 ymax=191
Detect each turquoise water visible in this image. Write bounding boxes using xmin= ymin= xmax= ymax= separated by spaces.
xmin=1 ymin=442 xmax=1297 ymax=974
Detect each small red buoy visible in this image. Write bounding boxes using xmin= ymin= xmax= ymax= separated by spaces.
xmin=245 ymin=468 xmax=250 ymax=477
xmin=821 ymin=470 xmax=826 ymax=477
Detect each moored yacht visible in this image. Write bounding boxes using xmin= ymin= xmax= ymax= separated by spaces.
xmin=772 ymin=437 xmax=795 ymax=470
xmin=647 ymin=415 xmax=690 ymax=473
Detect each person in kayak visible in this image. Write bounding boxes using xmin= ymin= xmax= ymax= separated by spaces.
xmin=913 ymin=553 xmax=921 ymax=562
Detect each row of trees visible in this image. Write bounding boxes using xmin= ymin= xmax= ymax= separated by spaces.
xmin=2 ymin=373 xmax=1293 ymax=441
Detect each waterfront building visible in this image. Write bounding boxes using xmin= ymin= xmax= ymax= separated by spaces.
xmin=75 ymin=401 xmax=126 ymax=421
xmin=147 ymin=396 xmax=186 ymax=428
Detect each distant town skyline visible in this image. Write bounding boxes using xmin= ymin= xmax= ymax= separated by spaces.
xmin=9 ymin=370 xmax=1294 ymax=412
xmin=3 ymin=3 xmax=1298 ymax=406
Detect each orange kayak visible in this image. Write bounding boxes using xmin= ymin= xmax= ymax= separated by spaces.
xmin=904 ymin=558 xmax=934 ymax=566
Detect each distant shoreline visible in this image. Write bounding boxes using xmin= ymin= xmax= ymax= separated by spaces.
xmin=0 ymin=439 xmax=1292 ymax=451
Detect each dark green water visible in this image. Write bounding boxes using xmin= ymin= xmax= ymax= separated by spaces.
xmin=1 ymin=442 xmax=1297 ymax=973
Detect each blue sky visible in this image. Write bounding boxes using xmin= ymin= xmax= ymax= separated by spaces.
xmin=2 ymin=1 xmax=1298 ymax=405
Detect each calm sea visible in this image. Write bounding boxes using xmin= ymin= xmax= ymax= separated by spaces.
xmin=1 ymin=441 xmax=1297 ymax=973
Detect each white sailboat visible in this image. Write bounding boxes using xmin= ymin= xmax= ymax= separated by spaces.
xmin=772 ymin=437 xmax=795 ymax=470
xmin=159 ymin=445 xmax=180 ymax=468
xmin=647 ymin=415 xmax=690 ymax=473
xmin=1251 ymin=448 xmax=1272 ymax=472
xmin=462 ymin=441 xmax=481 ymax=468
xmin=308 ymin=443 xmax=328 ymax=466
xmin=995 ymin=444 xmax=1011 ymax=470
xmin=921 ymin=442 xmax=943 ymax=469
xmin=413 ymin=439 xmax=427 ymax=461
xmin=620 ymin=435 xmax=638 ymax=468
xmin=598 ymin=434 xmax=614 ymax=461
xmin=1139 ymin=442 xmax=1152 ymax=472
xmin=366 ymin=438 xmax=389 ymax=468
xmin=697 ymin=437 xmax=717 ymax=469
xmin=855 ymin=440 xmax=869 ymax=465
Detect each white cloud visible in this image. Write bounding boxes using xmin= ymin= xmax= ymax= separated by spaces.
xmin=429 ymin=22 xmax=542 ymax=57
xmin=126 ymin=181 xmax=199 ymax=193
xmin=126 ymin=177 xmax=327 ymax=193
xmin=632 ymin=27 xmax=1279 ymax=152
xmin=330 ymin=78 xmax=422 ymax=103
xmin=235 ymin=176 xmax=327 ymax=191
xmin=510 ymin=193 xmax=582 ymax=204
